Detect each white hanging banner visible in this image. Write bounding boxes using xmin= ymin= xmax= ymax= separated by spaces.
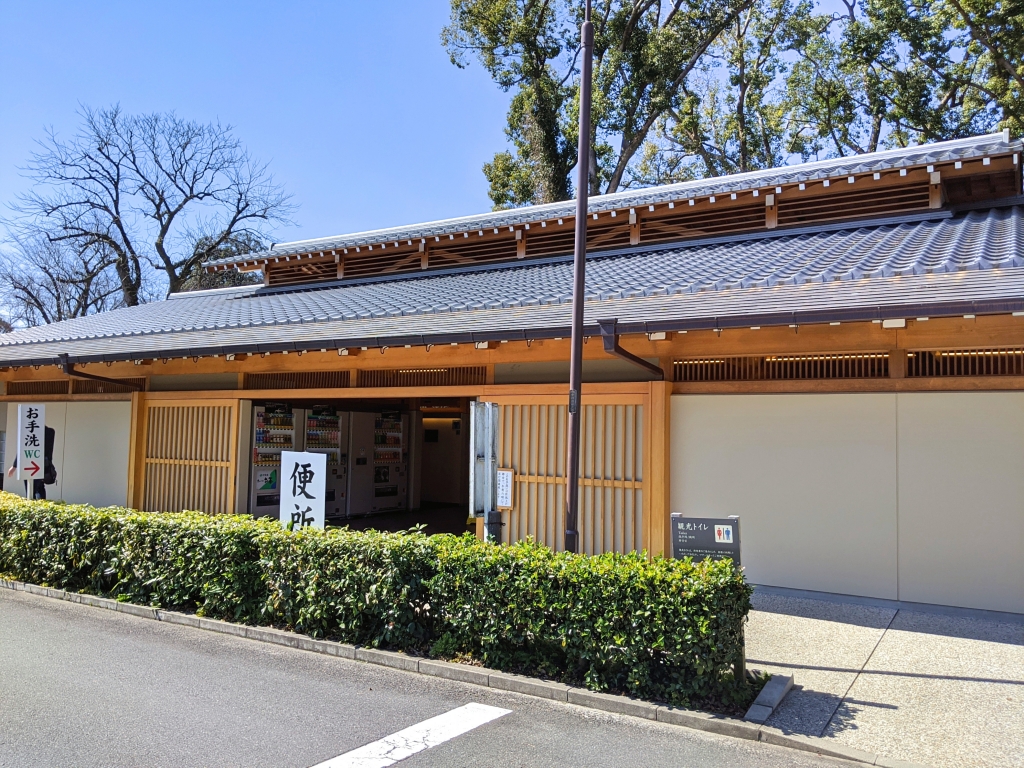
xmin=279 ymin=450 xmax=327 ymax=529
xmin=17 ymin=404 xmax=46 ymax=483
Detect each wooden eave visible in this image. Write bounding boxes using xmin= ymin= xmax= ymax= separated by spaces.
xmin=6 ymin=314 xmax=1024 ymax=399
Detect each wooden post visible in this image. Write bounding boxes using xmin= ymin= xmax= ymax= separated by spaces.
xmin=765 ymin=193 xmax=778 ymax=228
xmin=646 ymin=379 xmax=671 ymax=557
xmin=127 ymin=391 xmax=148 ymax=510
xmin=889 ymin=348 xmax=907 ymax=378
xmin=929 ymin=172 xmax=945 ymax=209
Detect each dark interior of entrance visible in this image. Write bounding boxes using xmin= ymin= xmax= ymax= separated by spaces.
xmin=247 ymin=397 xmax=472 ymax=535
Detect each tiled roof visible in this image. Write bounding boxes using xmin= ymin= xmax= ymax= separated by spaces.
xmin=1 ymin=204 xmax=1023 ymax=366
xmin=206 ymin=132 xmax=1020 ymax=267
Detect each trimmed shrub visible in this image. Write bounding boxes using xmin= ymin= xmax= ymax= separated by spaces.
xmin=429 ymin=536 xmax=750 ymax=704
xmin=0 ymin=493 xmax=751 ymax=707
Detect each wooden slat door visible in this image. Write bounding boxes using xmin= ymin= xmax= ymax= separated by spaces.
xmin=138 ymin=399 xmax=239 ymax=514
xmin=483 ymin=392 xmax=647 ymax=555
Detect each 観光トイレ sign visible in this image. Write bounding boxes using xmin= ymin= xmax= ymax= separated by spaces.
xmin=670 ymin=514 xmax=741 ymax=565
xmin=280 ymin=450 xmax=326 ymax=529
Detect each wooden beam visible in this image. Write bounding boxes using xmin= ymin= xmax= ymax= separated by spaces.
xmin=673 ymin=376 xmax=1024 ymax=394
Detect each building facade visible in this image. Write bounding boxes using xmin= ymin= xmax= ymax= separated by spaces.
xmin=1 ymin=133 xmax=1021 ymax=614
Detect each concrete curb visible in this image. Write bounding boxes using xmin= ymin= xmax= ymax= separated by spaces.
xmin=0 ymin=579 xmax=933 ymax=768
xmin=744 ymin=672 xmax=794 ymax=724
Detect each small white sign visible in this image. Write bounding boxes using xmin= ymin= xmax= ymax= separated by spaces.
xmin=280 ymin=450 xmax=327 ymax=530
xmin=495 ymin=468 xmax=514 ymax=510
xmin=17 ymin=404 xmax=45 ymax=482
xmin=714 ymin=524 xmax=733 ymax=544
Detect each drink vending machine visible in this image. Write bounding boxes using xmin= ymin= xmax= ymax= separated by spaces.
xmin=250 ymin=403 xmax=298 ymax=518
xmin=346 ymin=410 xmax=409 ymax=517
xmin=303 ymin=405 xmax=349 ymax=522
xmin=250 ymin=405 xmax=407 ymax=520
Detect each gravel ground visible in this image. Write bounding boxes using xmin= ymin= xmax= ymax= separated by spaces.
xmin=746 ymin=589 xmax=1024 ymax=768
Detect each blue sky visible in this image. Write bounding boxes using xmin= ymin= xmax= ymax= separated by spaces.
xmin=1 ymin=1 xmax=859 ymax=249
xmin=0 ymin=1 xmax=511 ymax=244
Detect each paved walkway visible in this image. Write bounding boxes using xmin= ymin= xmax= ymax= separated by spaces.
xmin=746 ymin=589 xmax=1024 ymax=768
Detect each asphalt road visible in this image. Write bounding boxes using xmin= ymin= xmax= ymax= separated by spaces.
xmin=0 ymin=589 xmax=849 ymax=768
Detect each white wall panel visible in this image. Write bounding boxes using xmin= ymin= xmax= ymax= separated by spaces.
xmin=61 ymin=402 xmax=132 ymax=507
xmin=672 ymin=394 xmax=899 ymax=599
xmin=896 ymin=393 xmax=1024 ymax=614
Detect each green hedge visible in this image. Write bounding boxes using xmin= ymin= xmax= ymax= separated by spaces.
xmin=0 ymin=493 xmax=752 ymax=707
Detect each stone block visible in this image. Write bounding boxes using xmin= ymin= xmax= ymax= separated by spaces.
xmin=419 ymin=659 xmax=490 ymax=686
xmin=487 ymin=672 xmax=570 ymax=701
xmin=567 ymin=688 xmax=658 ymax=720
xmin=355 ymin=647 xmax=420 ymax=672
xmin=656 ymin=707 xmax=760 ymax=741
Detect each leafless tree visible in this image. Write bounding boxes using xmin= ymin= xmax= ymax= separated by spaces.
xmin=12 ymin=105 xmax=293 ymax=304
xmin=0 ymin=232 xmax=123 ymax=327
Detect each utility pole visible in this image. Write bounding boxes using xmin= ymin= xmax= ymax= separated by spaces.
xmin=564 ymin=0 xmax=593 ymax=555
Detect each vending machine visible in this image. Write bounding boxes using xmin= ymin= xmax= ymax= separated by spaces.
xmin=250 ymin=403 xmax=302 ymax=518
xmin=303 ymin=405 xmax=349 ymax=522
xmin=347 ymin=410 xmax=409 ymax=516
xmin=372 ymin=411 xmax=408 ymax=514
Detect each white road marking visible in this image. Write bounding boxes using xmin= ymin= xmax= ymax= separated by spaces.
xmin=309 ymin=702 xmax=512 ymax=768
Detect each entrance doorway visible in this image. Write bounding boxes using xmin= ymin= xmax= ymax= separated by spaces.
xmin=245 ymin=397 xmax=472 ymax=535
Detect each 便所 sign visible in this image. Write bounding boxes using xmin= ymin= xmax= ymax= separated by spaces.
xmin=280 ymin=450 xmax=326 ymax=529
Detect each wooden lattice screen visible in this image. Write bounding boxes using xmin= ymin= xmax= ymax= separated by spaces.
xmin=141 ymin=400 xmax=239 ymax=514
xmin=486 ymin=396 xmax=645 ymax=555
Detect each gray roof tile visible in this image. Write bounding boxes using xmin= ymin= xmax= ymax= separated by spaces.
xmin=1 ymin=204 xmax=1022 ymax=366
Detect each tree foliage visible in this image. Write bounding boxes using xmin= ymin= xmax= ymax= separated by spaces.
xmin=446 ymin=0 xmax=1024 ymax=205
xmin=0 ymin=234 xmax=122 ymax=327
xmin=444 ymin=0 xmax=752 ymax=205
xmin=10 ymin=105 xmax=292 ymax=308
xmin=175 ymin=233 xmax=266 ymax=293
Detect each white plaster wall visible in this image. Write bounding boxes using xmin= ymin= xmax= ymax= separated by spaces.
xmin=896 ymin=393 xmax=1024 ymax=614
xmin=61 ymin=402 xmax=132 ymax=507
xmin=671 ymin=394 xmax=899 ymax=600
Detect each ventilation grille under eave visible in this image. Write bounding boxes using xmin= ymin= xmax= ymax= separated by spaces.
xmin=359 ymin=367 xmax=487 ymax=388
xmin=70 ymin=377 xmax=146 ymax=394
xmin=6 ymin=380 xmax=70 ymax=395
xmin=907 ymin=348 xmax=1024 ymax=377
xmin=244 ymin=371 xmax=351 ymax=390
xmin=674 ymin=353 xmax=890 ymax=382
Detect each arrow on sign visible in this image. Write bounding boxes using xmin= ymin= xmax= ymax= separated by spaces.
xmin=26 ymin=461 xmax=40 ymax=476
